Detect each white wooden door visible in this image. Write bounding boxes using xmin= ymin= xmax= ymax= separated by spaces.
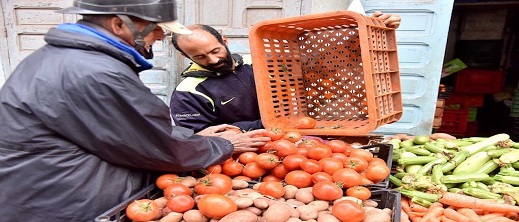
xmin=180 ymin=0 xmax=311 ymax=65
xmin=0 ymin=0 xmax=75 ymax=85
xmin=364 ymin=0 xmax=455 ymax=135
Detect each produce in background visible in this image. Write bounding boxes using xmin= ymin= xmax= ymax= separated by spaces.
xmin=390 ymin=133 xmax=519 ymax=221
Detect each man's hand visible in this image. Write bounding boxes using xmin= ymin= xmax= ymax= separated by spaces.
xmin=196 ymin=124 xmax=241 ymax=136
xmin=371 ymin=11 xmax=401 ymax=29
xmin=215 ymin=129 xmax=271 ymax=153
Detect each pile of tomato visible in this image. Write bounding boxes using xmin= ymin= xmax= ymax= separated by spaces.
xmin=125 ymin=129 xmax=392 ymax=221
xmin=210 ymin=128 xmax=391 ymax=189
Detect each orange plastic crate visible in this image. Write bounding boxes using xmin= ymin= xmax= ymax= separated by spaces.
xmin=249 ymin=11 xmax=402 ymax=136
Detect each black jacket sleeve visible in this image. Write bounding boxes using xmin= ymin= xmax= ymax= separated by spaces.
xmin=231 ymin=119 xmax=264 ymax=131
xmin=34 ymin=68 xmax=233 ymax=172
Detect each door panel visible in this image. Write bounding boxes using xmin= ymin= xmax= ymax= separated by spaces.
xmin=182 ymin=0 xmax=305 ymax=58
xmin=2 ymin=0 xmax=76 ymax=75
xmin=364 ymin=0 xmax=455 ymax=135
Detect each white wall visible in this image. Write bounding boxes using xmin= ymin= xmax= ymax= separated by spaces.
xmin=311 ymin=0 xmax=352 ymax=13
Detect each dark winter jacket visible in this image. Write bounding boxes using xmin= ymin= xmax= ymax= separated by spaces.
xmin=0 ymin=22 xmax=233 ymax=222
xmin=170 ymin=54 xmax=263 ymax=132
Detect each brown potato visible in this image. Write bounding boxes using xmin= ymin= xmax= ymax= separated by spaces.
xmin=295 ymin=189 xmax=314 ymax=204
xmin=219 ymin=210 xmax=258 ymax=222
xmin=297 ymin=205 xmax=319 ymax=220
xmin=180 ymin=176 xmax=197 ymax=188
xmin=154 ymin=197 xmax=168 ymax=209
xmin=182 ymin=209 xmax=208 ymax=222
xmin=159 ymin=212 xmax=183 ymax=222
xmin=231 ymin=179 xmax=249 ymax=190
xmin=233 ymin=197 xmax=254 ymax=209
xmin=308 ymin=200 xmax=329 ymax=212
xmin=283 ymin=185 xmax=299 ymax=199
xmin=263 ymin=202 xmax=292 ymax=222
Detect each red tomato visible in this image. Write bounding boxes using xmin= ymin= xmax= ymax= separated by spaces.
xmin=194 ymin=174 xmax=233 ymax=195
xmin=312 ymin=172 xmax=333 ymax=183
xmin=197 ymin=194 xmax=237 ymax=219
xmin=312 ymin=181 xmax=343 ymax=201
xmin=285 ymin=170 xmax=313 ymax=188
xmin=346 ymin=186 xmax=371 ymax=201
xmin=344 ymin=156 xmax=369 ymax=173
xmin=222 ymin=161 xmax=244 ymax=177
xmin=272 ymin=139 xmax=298 ymax=157
xmin=263 ymin=127 xmax=286 ymax=141
xmin=325 ymin=140 xmax=351 ymax=153
xmin=360 ymin=177 xmax=374 ymax=185
xmin=257 ymin=141 xmax=274 ymax=153
xmin=300 ymin=159 xmax=322 ymax=174
xmin=298 ymin=139 xmax=319 ymax=149
xmin=330 ymin=152 xmax=349 ymax=164
xmin=365 ymin=162 xmax=390 ymax=183
xmin=261 ymin=175 xmax=282 ymax=182
xmin=350 ymin=149 xmax=374 ymax=162
xmin=126 ymin=199 xmax=160 ymax=221
xmin=241 ymin=162 xmax=267 ymax=179
xmin=296 ymin=147 xmax=310 ymax=157
xmin=258 ymin=181 xmax=286 ymax=199
xmin=307 ymin=145 xmax=332 ymax=160
xmin=163 ymin=183 xmax=192 ymax=199
xmin=370 ymin=157 xmax=387 ymax=165
xmin=332 ymin=200 xmax=366 ymax=222
xmin=296 ymin=116 xmax=317 ymax=129
xmin=283 ymin=131 xmax=303 ymax=143
xmin=270 ymin=164 xmax=290 ymax=179
xmin=238 ymin=152 xmax=258 ymax=164
xmin=318 ymin=157 xmax=344 ymax=175
xmin=255 ymin=153 xmax=280 ymax=170
xmin=205 ymin=164 xmax=222 ymax=174
xmin=332 ymin=168 xmax=363 ymax=188
xmin=282 ymin=154 xmax=308 ymax=171
xmin=156 ymin=174 xmax=179 ymax=190
xmin=166 ymin=194 xmax=195 ymax=213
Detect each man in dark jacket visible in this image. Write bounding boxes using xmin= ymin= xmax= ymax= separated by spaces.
xmin=169 ymin=25 xmax=263 ymax=133
xmin=0 ymin=1 xmax=269 ymax=221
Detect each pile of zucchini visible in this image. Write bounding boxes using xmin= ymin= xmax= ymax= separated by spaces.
xmin=390 ymin=133 xmax=519 ymax=206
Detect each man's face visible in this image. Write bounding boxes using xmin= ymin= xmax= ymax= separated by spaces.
xmin=115 ymin=18 xmax=165 ymax=58
xmin=177 ymin=30 xmax=234 ymax=73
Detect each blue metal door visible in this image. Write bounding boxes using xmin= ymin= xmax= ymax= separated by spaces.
xmin=364 ymin=0 xmax=456 ymax=135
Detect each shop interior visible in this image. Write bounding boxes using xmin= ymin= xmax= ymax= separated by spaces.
xmin=435 ymin=0 xmax=519 ymax=140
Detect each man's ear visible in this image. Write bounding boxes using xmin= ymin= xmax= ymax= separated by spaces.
xmin=222 ymin=35 xmax=228 ymax=45
xmin=109 ymin=17 xmax=125 ymax=35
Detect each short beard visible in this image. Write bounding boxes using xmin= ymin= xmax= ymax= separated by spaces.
xmin=198 ymin=47 xmax=234 ymax=73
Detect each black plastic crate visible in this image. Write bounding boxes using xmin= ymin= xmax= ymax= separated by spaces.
xmin=322 ymin=140 xmax=393 ymax=189
xmin=358 ymin=143 xmax=393 ymax=189
xmin=95 ymin=185 xmax=401 ymax=222
xmin=94 ymin=184 xmax=161 ymax=222
xmin=370 ymin=189 xmax=402 ymax=222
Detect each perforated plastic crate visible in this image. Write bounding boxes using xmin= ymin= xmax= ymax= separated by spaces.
xmin=249 ymin=11 xmax=402 ymax=136
xmin=438 ymin=109 xmax=469 ymax=134
xmin=454 ymin=69 xmax=504 ymax=94
xmin=445 ymin=93 xmax=484 ymax=108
